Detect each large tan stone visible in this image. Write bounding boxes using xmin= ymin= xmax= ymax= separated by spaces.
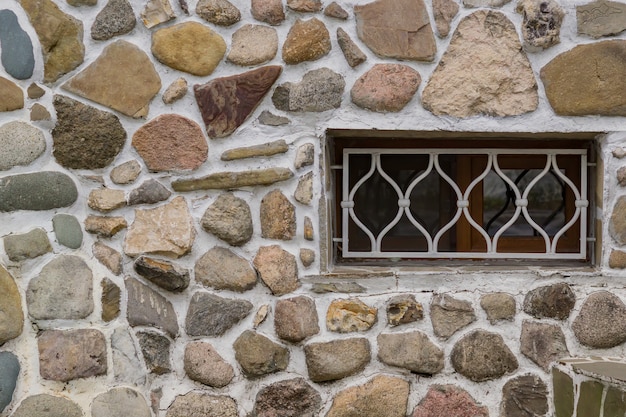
xmin=327 ymin=375 xmax=410 ymax=417
xmin=577 ymin=0 xmax=626 ymax=39
xmin=282 ymin=18 xmax=331 ymax=64
xmin=541 ymin=40 xmax=626 ymax=116
xmin=0 ymin=77 xmax=23 ymax=112
xmin=260 ymin=190 xmax=296 ymax=240
xmin=0 ymin=265 xmax=24 ymax=345
xmin=422 ymin=10 xmax=538 ymax=117
xmin=63 ymin=40 xmax=161 ymax=118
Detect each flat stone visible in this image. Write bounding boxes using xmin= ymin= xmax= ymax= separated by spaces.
xmin=111 ymin=327 xmax=145 ymax=385
xmin=27 ymin=255 xmax=93 ymax=320
xmin=480 ymin=292 xmax=516 ymax=323
xmin=27 ymin=83 xmax=45 ymax=99
xmin=378 ymin=331 xmax=444 ymax=374
xmin=128 ymin=179 xmax=171 ymax=205
xmin=311 ymin=282 xmax=366 ymax=293
xmin=11 ymin=394 xmax=83 ymax=417
xmin=261 ymin=190 xmax=296 ymax=240
xmin=282 ymin=18 xmax=331 ymax=64
xmin=233 ymin=330 xmax=289 ymax=377
xmin=0 ymin=10 xmax=34 ymax=79
xmin=411 ymin=385 xmax=488 ymax=417
xmin=258 ymin=110 xmax=290 ymax=126
xmin=288 ymin=0 xmax=322 ymax=12
xmin=94 ymin=243 xmax=122 ymax=275
xmin=327 ymin=298 xmax=377 ymax=332
xmin=553 ymin=368 xmax=574 ymax=417
xmin=101 ymin=278 xmax=121 ymax=321
xmin=604 ymin=387 xmax=626 ymax=417
xmin=20 ymin=0 xmax=84 ymax=83
xmin=295 ymin=143 xmax=315 ymax=169
xmin=137 ymin=331 xmax=171 ymax=374
xmin=141 ymin=0 xmax=175 ymax=28
xmin=304 ymin=217 xmax=314 ymax=240
xmin=252 ymin=378 xmax=321 ymax=417
xmin=0 ymin=171 xmax=77 ymax=212
xmin=423 ymin=10 xmax=538 ymax=117
xmin=186 ymin=292 xmax=253 ymax=337
xmin=430 ymin=294 xmax=476 ymax=339
xmin=4 ymin=228 xmax=52 ymax=262
xmin=200 ymin=193 xmax=253 ymax=246
xmin=38 ymin=329 xmax=107 ymax=382
xmin=254 ymin=245 xmax=300 ymax=295
xmin=92 ymin=388 xmax=151 ymax=417
xmin=521 ymin=321 xmax=569 ymax=371
xmin=111 ymin=160 xmax=141 ymax=184
xmin=577 ymin=380 xmax=604 ymax=417
xmin=126 ymin=277 xmax=179 ymax=337
xmin=541 ymin=40 xmax=626 ymax=116
xmin=327 ymin=375 xmax=409 ymax=417
xmin=0 ymin=77 xmax=23 ymax=112
xmin=0 ymin=266 xmax=23 ymax=345
xmin=163 ymin=77 xmax=188 ymax=104
xmin=387 ymin=294 xmax=423 ymax=326
xmin=85 ymin=215 xmax=127 ymax=237
xmin=174 ymin=167 xmax=293 ymax=191
xmin=0 ymin=352 xmax=19 ymax=413
xmin=501 ymin=374 xmax=549 ymax=417
xmin=124 ymin=196 xmax=195 ymax=258
xmin=52 ymin=214 xmax=82 ymax=249
xmin=251 ymin=0 xmax=285 ymax=25
xmin=275 ymin=296 xmax=320 ymax=342
xmin=184 ymin=341 xmax=234 ymax=387
xmin=133 ymin=114 xmax=207 ymax=172
xmin=195 ymin=247 xmax=257 ymax=292
xmin=273 ymin=68 xmax=344 ymax=112
xmin=134 ymin=256 xmax=190 ymax=292
xmin=523 ymin=282 xmax=575 ymax=320
xmin=294 ymin=172 xmax=313 ymax=204
xmin=324 ymin=1 xmax=349 ymax=18
xmin=196 ymin=0 xmax=241 ymax=26
xmin=610 ymin=249 xmax=626 ymax=268
xmin=433 ymin=0 xmax=458 ymax=37
xmin=52 ymin=95 xmax=126 ymax=169
xmin=166 ymin=392 xmax=238 ymax=417
xmin=68 ymin=0 xmax=98 ymax=5
xmin=194 ymin=65 xmax=282 ymax=138
xmin=300 ymin=248 xmax=315 ymax=267
xmin=611 ymin=195 xmax=626 ymax=244
xmin=451 ymin=330 xmax=518 ymax=382
xmin=91 ymin=0 xmax=136 ymax=40
xmin=30 ymin=104 xmax=51 ymax=121
xmin=88 ymin=187 xmax=127 ymax=212
xmin=572 ymin=290 xmax=626 ymax=348
xmin=337 ymin=28 xmax=366 ymax=67
xmin=64 ymin=41 xmax=160 ymax=118
xmin=222 ymin=139 xmax=288 ymax=161
xmin=577 ymin=0 xmax=626 ymax=38
xmin=351 ymin=64 xmax=420 ymax=112
xmin=517 ymin=0 xmax=564 ymax=50
xmin=355 ymin=0 xmax=436 ymax=61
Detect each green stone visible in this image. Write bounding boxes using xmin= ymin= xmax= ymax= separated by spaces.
xmin=52 ymin=214 xmax=83 ymax=249
xmin=553 ymin=368 xmax=575 ymax=417
xmin=0 ymin=172 xmax=78 ymax=212
xmin=4 ymin=228 xmax=52 ymax=261
xmin=576 ymin=380 xmax=604 ymax=417
xmin=604 ymin=387 xmax=626 ymax=417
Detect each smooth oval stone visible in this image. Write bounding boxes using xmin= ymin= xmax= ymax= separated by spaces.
xmin=0 ymin=10 xmax=35 ymax=80
xmin=0 ymin=121 xmax=46 ymax=171
xmin=0 ymin=172 xmax=78 ymax=212
xmin=52 ymin=214 xmax=83 ymax=249
xmin=0 ymin=352 xmax=19 ymax=413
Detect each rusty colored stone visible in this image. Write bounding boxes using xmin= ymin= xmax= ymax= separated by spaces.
xmin=351 ymin=64 xmax=421 ymax=112
xmin=282 ymin=18 xmax=331 ymax=64
xmin=260 ymin=189 xmax=296 ymax=240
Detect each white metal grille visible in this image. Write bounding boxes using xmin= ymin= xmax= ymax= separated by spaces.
xmin=340 ymin=148 xmax=589 ymax=260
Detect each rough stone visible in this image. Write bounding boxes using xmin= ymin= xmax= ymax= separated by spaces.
xmin=64 ymin=40 xmax=160 ymax=118
xmin=523 ymin=282 xmax=575 ymax=320
xmin=133 ymin=114 xmax=207 ymax=172
xmin=128 ymin=179 xmax=172 ymax=205
xmin=52 ymin=214 xmax=82 ymax=249
xmin=0 ymin=77 xmax=23 ymax=112
xmin=423 ymin=11 xmax=537 ymax=117
xmin=134 ymin=256 xmax=190 ymax=292
xmin=611 ymin=195 xmax=626 ymax=244
xmin=433 ymin=0 xmax=458 ymax=37
xmin=20 ymin=0 xmax=84 ymax=83
xmin=11 ymin=394 xmax=83 ymax=417
xmin=541 ymin=40 xmax=626 ymax=116
xmin=304 ymin=217 xmax=314 ymax=240
xmin=0 ymin=121 xmax=45 ymax=172
xmin=163 ymin=78 xmax=188 ymax=104
xmin=201 ymin=193 xmax=253 ymax=246
xmin=173 ymin=167 xmax=293 ymax=190
xmin=282 ymin=19 xmax=331 ymax=65
xmin=273 ymin=68 xmax=344 ymax=112
xmin=137 ymin=331 xmax=171 ymax=374
xmin=573 ymin=291 xmax=626 ymax=348
xmin=111 ymin=328 xmax=145 ymax=385
xmin=30 ymin=104 xmax=51 ymax=121
xmin=0 ymin=352 xmax=19 ymax=413
xmin=111 ymin=160 xmax=141 ymax=184
xmin=275 ymin=296 xmax=319 ymax=342
xmin=52 ymin=95 xmax=126 ymax=169
xmin=252 ymin=378 xmax=321 ymax=417
xmin=311 ymin=282 xmax=366 ymax=293
xmin=124 ymin=196 xmax=196 ymax=258
xmin=481 ymin=292 xmax=516 ymax=323
xmin=88 ymin=187 xmax=127 ymax=212
xmin=234 ymin=330 xmax=289 ymax=377
xmin=0 ymin=266 xmax=23 ymax=345
xmin=355 ymin=0 xmax=436 ymax=61
xmin=251 ymin=0 xmax=285 ymax=25
xmin=337 ymin=28 xmax=366 ymax=67
xmin=261 ymin=190 xmax=296 ymax=240
xmin=85 ymin=215 xmax=127 ymax=237
xmin=304 ymin=338 xmax=370 ymax=382
xmin=258 ymin=110 xmax=290 ymax=126
xmin=126 ymin=277 xmax=179 ymax=337
xmin=92 ymin=388 xmax=151 ymax=417
xmin=141 ymin=0 xmax=175 ymax=28
xmin=300 ymin=248 xmax=315 ymax=267
xmin=101 ymin=278 xmax=121 ymax=321
xmin=254 ymin=245 xmax=300 ymax=295
xmin=325 ymin=1 xmax=349 ymax=18
xmin=0 ymin=171 xmax=77 ymax=212
xmin=351 ymin=64 xmax=420 ymax=112
xmin=196 ymin=0 xmax=241 ymax=26
xmin=186 ymin=292 xmax=253 ymax=337
xmin=294 ymin=172 xmax=313 ymax=205
xmin=327 ymin=298 xmax=377 ymax=332
xmin=4 ymin=228 xmax=52 ymax=262
xmin=327 ymin=375 xmax=409 ymax=417
xmin=521 ymin=321 xmax=569 ymax=371
xmin=184 ymin=341 xmax=234 ymax=387
xmin=618 ymin=166 xmax=626 ymax=186
xmin=0 ymin=10 xmax=35 ymax=80
xmin=451 ymin=330 xmax=519 ymax=382
xmin=91 ymin=0 xmax=136 ymax=40
xmin=430 ymin=294 xmax=476 ymax=339
xmin=253 ymin=305 xmax=270 ymax=328
xmin=411 ymin=385 xmax=488 ymax=417
xmin=195 ymin=247 xmax=257 ymax=292
xmin=610 ymin=249 xmax=626 ymax=268
xmin=387 ymin=294 xmax=423 ymax=326
xmin=501 ymin=374 xmax=549 ymax=417
xmin=295 ymin=143 xmax=315 ymax=169
xmin=288 ymin=0 xmax=322 ymax=12
xmin=194 ymin=65 xmax=282 ymax=138
xmin=378 ymin=331 xmax=444 ymax=374
xmin=222 ymin=139 xmax=288 ymax=161
xmin=166 ymin=392 xmax=238 ymax=417
xmin=94 ymin=243 xmax=123 ymax=275
xmin=27 ymin=255 xmax=93 ymax=320
xmin=38 ymin=329 xmax=107 ymax=382
xmin=517 ymin=0 xmax=564 ymax=50
xmin=577 ymin=0 xmax=626 ymax=38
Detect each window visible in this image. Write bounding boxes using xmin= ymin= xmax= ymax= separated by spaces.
xmin=327 ymin=132 xmax=598 ymax=265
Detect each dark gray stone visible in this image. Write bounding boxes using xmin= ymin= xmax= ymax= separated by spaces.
xmin=91 ymin=387 xmax=151 ymax=417
xmin=185 ymin=292 xmax=253 ymax=337
xmin=377 ymin=331 xmax=444 ymax=375
xmin=430 ymin=294 xmax=476 ymax=339
xmin=134 ymin=256 xmax=190 ymax=292
xmin=572 ymin=291 xmax=626 ymax=348
xmin=52 ymin=213 xmax=83 ymax=249
xmin=501 ymin=374 xmax=549 ymax=417
xmin=126 ymin=277 xmax=179 ymax=338
xmin=0 ymin=10 xmax=34 ymax=80
xmin=272 ymin=68 xmax=344 ymax=112
xmin=137 ymin=331 xmax=171 ymax=374
xmin=0 ymin=351 xmax=19 ymax=413
xmin=128 ymin=179 xmax=171 ymax=205
xmin=451 ymin=330 xmax=518 ymax=382
xmin=304 ymin=338 xmax=370 ymax=382
xmin=0 ymin=171 xmax=77 ymax=212
xmin=91 ymin=0 xmax=136 ymax=40
xmin=521 ymin=321 xmax=569 ymax=371
xmin=252 ymin=378 xmax=321 ymax=417
xmin=4 ymin=228 xmax=52 ymax=261
xmin=234 ymin=330 xmax=289 ymax=377
xmin=11 ymin=394 xmax=83 ymax=417
xmin=523 ymin=283 xmax=575 ymax=320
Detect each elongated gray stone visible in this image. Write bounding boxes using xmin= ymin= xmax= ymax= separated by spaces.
xmin=0 ymin=10 xmax=34 ymax=79
xmin=11 ymin=394 xmax=83 ymax=417
xmin=4 ymin=228 xmax=52 ymax=261
xmin=0 ymin=352 xmax=19 ymax=413
xmin=186 ymin=292 xmax=253 ymax=337
xmin=0 ymin=172 xmax=77 ymax=212
xmin=126 ymin=277 xmax=179 ymax=337
xmin=173 ymin=168 xmax=293 ymax=191
xmin=111 ymin=327 xmax=145 ymax=385
xmin=221 ymin=140 xmax=288 ymax=161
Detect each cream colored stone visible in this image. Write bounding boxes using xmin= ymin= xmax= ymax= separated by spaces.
xmin=141 ymin=0 xmax=175 ymax=28
xmin=162 ymin=78 xmax=188 ymax=104
xmin=85 ymin=215 xmax=128 ymax=237
xmin=228 ymin=24 xmax=278 ymax=66
xmin=88 ymin=188 xmax=127 ymax=212
xmin=327 ymin=375 xmax=410 ymax=417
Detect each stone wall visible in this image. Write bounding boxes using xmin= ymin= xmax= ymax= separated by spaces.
xmin=2 ymin=0 xmax=626 ymax=416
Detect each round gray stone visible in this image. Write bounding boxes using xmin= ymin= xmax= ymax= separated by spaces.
xmin=572 ymin=291 xmax=626 ymax=348
xmin=451 ymin=330 xmax=518 ymax=382
xmin=11 ymin=394 xmax=83 ymax=417
xmin=0 ymin=171 xmax=78 ymax=212
xmin=272 ymin=68 xmax=344 ymax=112
xmin=0 ymin=121 xmax=45 ymax=171
xmin=0 ymin=351 xmax=19 ymax=413
xmin=92 ymin=387 xmax=151 ymax=417
xmin=480 ymin=292 xmax=516 ymax=323
xmin=52 ymin=214 xmax=83 ymax=249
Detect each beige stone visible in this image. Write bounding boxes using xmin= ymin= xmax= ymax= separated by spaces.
xmin=282 ymin=18 xmax=331 ymax=65
xmin=141 ymin=0 xmax=175 ymax=28
xmin=300 ymin=248 xmax=315 ymax=267
xmin=221 ymin=139 xmax=287 ymax=161
xmin=184 ymin=342 xmax=234 ymax=387
xmin=88 ymin=188 xmax=127 ymax=212
xmin=609 ymin=249 xmax=626 ymax=268
xmin=196 ymin=0 xmax=241 ymax=26
xmin=85 ymin=215 xmax=128 ymax=237
xmin=610 ymin=195 xmax=626 ymax=244
xmin=254 ymin=245 xmax=300 ymax=295
xmin=327 ymin=298 xmax=378 ymax=332
xmin=0 ymin=77 xmax=23 ymax=112
xmin=260 ymin=190 xmax=296 ymax=240
xmin=110 ymin=160 xmax=142 ymax=185
xmin=433 ymin=0 xmax=459 ymax=37
xmin=577 ymin=0 xmax=626 ymax=38
xmin=0 ymin=265 xmax=24 ymax=345
xmin=30 ymin=104 xmax=51 ymax=121
xmin=294 ymin=172 xmax=313 ymax=204
xmin=288 ymin=0 xmax=322 ymax=12
xmin=162 ymin=78 xmax=188 ymax=104
xmin=251 ymin=0 xmax=285 ymax=25
xmin=228 ymin=25 xmax=278 ymax=66
xmin=327 ymin=375 xmax=410 ymax=417
xmin=173 ymin=168 xmax=293 ymax=191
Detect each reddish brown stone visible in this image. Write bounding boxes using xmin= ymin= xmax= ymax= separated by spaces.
xmin=254 ymin=245 xmax=300 ymax=296
xmin=194 ymin=65 xmax=282 ymax=138
xmin=260 ymin=189 xmax=296 ymax=240
xmin=411 ymin=385 xmax=488 ymax=417
xmin=287 ymin=0 xmax=322 ymax=12
xmin=251 ymin=0 xmax=285 ymax=25
xmin=282 ymin=18 xmax=331 ymax=64
xmin=351 ymin=64 xmax=421 ymax=112
xmin=324 ymin=1 xmax=349 ymax=19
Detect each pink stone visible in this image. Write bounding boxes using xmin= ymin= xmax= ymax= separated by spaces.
xmin=351 ymin=64 xmax=421 ymax=112
xmin=411 ymin=385 xmax=489 ymax=417
xmin=251 ymin=0 xmax=285 ymax=25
